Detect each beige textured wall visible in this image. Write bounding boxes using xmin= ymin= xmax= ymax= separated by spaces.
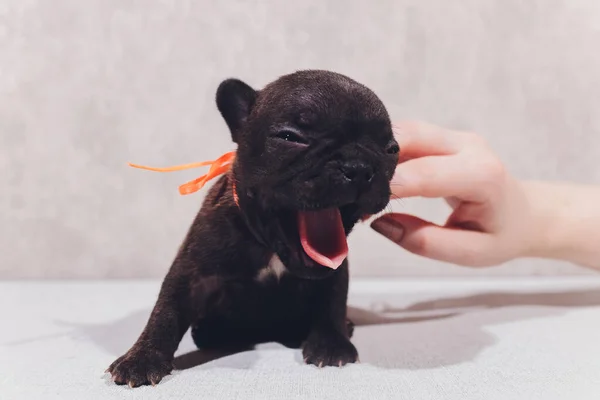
xmin=2 ymin=0 xmax=599 ymax=278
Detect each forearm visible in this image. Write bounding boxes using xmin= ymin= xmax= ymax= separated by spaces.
xmin=524 ymin=180 xmax=600 ymax=269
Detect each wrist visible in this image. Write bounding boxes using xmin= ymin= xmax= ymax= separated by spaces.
xmin=520 ymin=181 xmax=568 ymax=260
xmin=521 ymin=180 xmax=599 ymax=268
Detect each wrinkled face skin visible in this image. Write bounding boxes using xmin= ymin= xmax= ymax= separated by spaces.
xmin=217 ymin=70 xmax=399 ymax=279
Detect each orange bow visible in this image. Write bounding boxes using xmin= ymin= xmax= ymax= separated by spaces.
xmin=128 ymin=151 xmax=236 ymax=196
xmin=129 ymin=151 xmax=370 ymax=221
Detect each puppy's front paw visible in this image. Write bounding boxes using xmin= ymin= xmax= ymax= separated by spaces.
xmin=302 ymin=331 xmax=359 ymax=367
xmin=106 ymin=347 xmax=173 ymax=387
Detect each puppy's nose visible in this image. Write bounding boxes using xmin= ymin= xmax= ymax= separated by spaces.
xmin=340 ymin=161 xmax=374 ymax=184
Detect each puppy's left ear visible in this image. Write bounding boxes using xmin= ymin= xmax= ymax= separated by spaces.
xmin=216 ymin=78 xmax=257 ymax=143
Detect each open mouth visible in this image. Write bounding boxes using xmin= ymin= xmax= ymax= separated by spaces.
xmin=297 ymin=208 xmax=348 ymax=270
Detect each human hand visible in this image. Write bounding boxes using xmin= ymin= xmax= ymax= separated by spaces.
xmin=371 ymin=121 xmax=537 ymax=267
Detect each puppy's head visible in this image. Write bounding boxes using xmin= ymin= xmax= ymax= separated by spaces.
xmin=216 ymin=70 xmax=399 ymax=279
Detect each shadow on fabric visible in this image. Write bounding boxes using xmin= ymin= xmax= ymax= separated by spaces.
xmin=7 ymin=288 xmax=599 ymax=371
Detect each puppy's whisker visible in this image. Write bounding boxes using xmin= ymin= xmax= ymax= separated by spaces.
xmin=389 ymin=181 xmax=408 ymax=190
xmin=368 ymin=202 xmax=393 ymax=222
xmin=389 ymin=193 xmax=407 ymax=209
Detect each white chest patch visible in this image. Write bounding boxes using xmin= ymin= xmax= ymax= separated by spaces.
xmin=256 ymin=255 xmax=288 ymax=283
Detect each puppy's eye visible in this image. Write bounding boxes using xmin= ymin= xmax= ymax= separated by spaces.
xmin=386 ymin=142 xmax=400 ymax=155
xmin=275 ymin=130 xmax=308 ymax=145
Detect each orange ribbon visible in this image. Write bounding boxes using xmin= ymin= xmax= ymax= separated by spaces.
xmin=129 ymin=151 xmax=371 ymax=220
xmin=128 ymin=151 xmax=236 ymax=196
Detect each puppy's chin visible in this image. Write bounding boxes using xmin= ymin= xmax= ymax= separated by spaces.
xmin=282 ymin=255 xmax=340 ymax=280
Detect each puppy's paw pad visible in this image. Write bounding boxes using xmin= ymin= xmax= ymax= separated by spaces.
xmin=107 ymin=348 xmax=173 ymax=387
xmin=302 ymin=332 xmax=358 ymax=368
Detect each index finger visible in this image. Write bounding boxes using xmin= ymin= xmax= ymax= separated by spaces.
xmin=390 ymin=153 xmax=490 ymax=202
xmin=393 ymin=120 xmax=460 ymax=163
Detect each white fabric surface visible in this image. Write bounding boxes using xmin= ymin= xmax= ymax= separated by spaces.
xmin=2 ymin=278 xmax=600 ymax=399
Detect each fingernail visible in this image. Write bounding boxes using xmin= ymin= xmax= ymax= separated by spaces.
xmin=371 ymin=216 xmax=405 ymax=243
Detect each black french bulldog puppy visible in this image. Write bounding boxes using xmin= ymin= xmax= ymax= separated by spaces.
xmin=107 ymin=70 xmax=400 ymax=387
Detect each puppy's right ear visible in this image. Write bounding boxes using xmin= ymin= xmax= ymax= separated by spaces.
xmin=216 ymin=78 xmax=257 ymax=143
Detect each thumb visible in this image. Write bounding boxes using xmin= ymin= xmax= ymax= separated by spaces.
xmin=370 ymin=213 xmax=498 ymax=267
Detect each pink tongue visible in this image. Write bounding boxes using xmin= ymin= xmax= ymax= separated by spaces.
xmin=298 ymin=209 xmax=348 ymax=269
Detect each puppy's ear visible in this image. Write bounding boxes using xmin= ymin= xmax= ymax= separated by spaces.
xmin=216 ymin=78 xmax=257 ymax=143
